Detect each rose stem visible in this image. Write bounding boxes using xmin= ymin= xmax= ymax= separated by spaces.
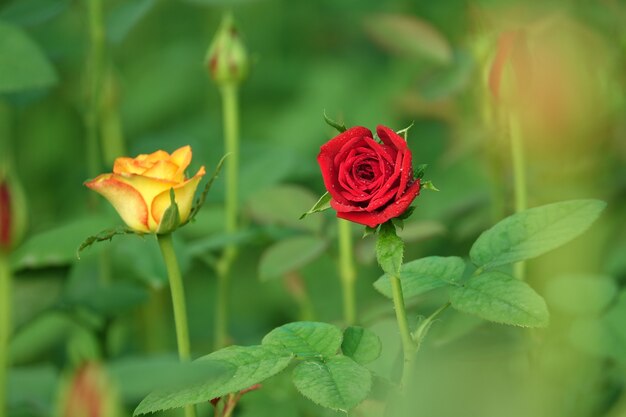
xmin=156 ymin=233 xmax=196 ymax=417
xmin=86 ymin=0 xmax=105 ymax=181
xmin=389 ymin=271 xmax=417 ymax=389
xmin=509 ymin=115 xmax=527 ymax=280
xmin=0 ymin=254 xmax=11 ymax=417
xmin=337 ymin=219 xmax=357 ymax=325
xmin=214 ymin=83 xmax=240 ymax=349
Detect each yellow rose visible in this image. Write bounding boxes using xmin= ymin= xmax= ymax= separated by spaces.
xmin=85 ymin=146 xmax=206 ymax=233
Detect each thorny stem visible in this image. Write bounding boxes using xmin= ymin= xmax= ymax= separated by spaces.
xmin=338 ymin=219 xmax=357 ymax=325
xmin=156 ymin=234 xmax=196 ymax=417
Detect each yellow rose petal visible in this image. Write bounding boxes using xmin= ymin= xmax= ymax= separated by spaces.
xmin=143 ymin=160 xmax=182 ymax=182
xmin=170 ymin=145 xmax=193 ymax=174
xmin=113 ymin=157 xmax=146 ymax=175
xmin=84 ymin=174 xmax=150 ymax=232
xmin=150 ymin=166 xmax=206 ymax=227
xmin=114 ymin=174 xmax=177 ymax=231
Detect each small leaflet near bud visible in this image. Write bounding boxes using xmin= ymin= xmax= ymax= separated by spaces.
xmin=422 ymin=180 xmax=439 ymax=191
xmin=323 ymin=110 xmax=347 ymax=133
xmin=375 ymin=222 xmax=404 ymax=276
xmin=300 ymin=192 xmax=332 ymax=219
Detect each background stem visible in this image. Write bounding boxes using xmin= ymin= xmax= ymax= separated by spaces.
xmin=214 ymin=84 xmax=240 ymax=349
xmin=156 ymin=234 xmax=196 ymax=417
xmin=337 ymin=219 xmax=356 ymax=325
xmin=509 ymin=115 xmax=527 ymax=280
xmin=0 ymin=255 xmax=11 ymax=417
xmin=86 ymin=0 xmax=105 ymax=180
xmin=389 ymin=274 xmax=417 ymax=389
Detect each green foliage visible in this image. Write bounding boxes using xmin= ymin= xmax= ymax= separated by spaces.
xmin=450 ymin=271 xmax=549 ymax=328
xmin=341 ymin=326 xmax=382 ymax=365
xmin=77 ymin=226 xmax=140 ymax=257
xmin=106 ymin=0 xmax=156 ymax=44
xmin=185 ymin=154 xmax=227 ymax=225
xmin=470 ymin=200 xmax=606 ymax=269
xmin=300 ymin=192 xmax=331 ymax=220
xmin=258 ymin=236 xmax=327 ymax=281
xmin=12 ymin=216 xmax=114 ymax=269
xmin=262 ymin=321 xmax=342 ymax=359
xmin=135 ymin=345 xmax=292 ymax=415
xmin=544 ymin=274 xmax=617 ymax=315
xmin=292 ymin=356 xmax=372 ymax=412
xmin=375 ymin=222 xmax=404 ymax=276
xmin=374 ymin=256 xmax=465 ymax=300
xmin=247 ymin=184 xmax=323 ymax=233
xmin=0 ymin=22 xmax=57 ymax=92
xmin=0 ymin=0 xmax=69 ymax=27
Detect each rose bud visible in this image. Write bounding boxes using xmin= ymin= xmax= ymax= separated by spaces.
xmin=0 ymin=166 xmax=27 ymax=253
xmin=58 ymin=362 xmax=120 ymax=417
xmin=205 ymin=14 xmax=249 ymax=85
xmin=85 ymin=146 xmax=205 ymax=233
xmin=317 ymin=125 xmax=421 ymax=228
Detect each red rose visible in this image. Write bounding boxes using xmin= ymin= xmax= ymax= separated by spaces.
xmin=317 ymin=125 xmax=421 ymax=228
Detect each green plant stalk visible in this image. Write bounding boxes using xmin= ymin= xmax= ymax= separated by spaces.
xmin=338 ymin=219 xmax=357 ymax=325
xmin=0 ymin=255 xmax=11 ymax=417
xmin=389 ymin=274 xmax=417 ymax=389
xmin=214 ymin=84 xmax=240 ymax=349
xmin=509 ymin=115 xmax=527 ymax=280
xmin=86 ymin=0 xmax=105 ymax=180
xmin=156 ymin=234 xmax=196 ymax=417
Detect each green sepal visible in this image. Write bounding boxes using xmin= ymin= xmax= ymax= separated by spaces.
xmin=300 ymin=192 xmax=331 ymax=220
xmin=323 ymin=110 xmax=347 ymax=133
xmin=77 ymin=226 xmax=143 ymax=258
xmin=362 ymin=225 xmax=379 ymax=238
xmin=375 ymin=222 xmax=403 ymax=276
xmin=184 ymin=154 xmax=228 ymax=225
xmin=414 ymin=164 xmax=428 ymax=179
xmin=395 ymin=121 xmax=415 ymax=140
xmin=422 ymin=180 xmax=439 ymax=191
xmin=156 ymin=188 xmax=180 ymax=235
xmin=397 ymin=205 xmax=416 ymax=221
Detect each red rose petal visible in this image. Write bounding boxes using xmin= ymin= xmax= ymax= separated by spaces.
xmin=377 ymin=125 xmax=408 ymax=151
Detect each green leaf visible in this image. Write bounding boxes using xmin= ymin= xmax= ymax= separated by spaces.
xmin=323 ymin=110 xmax=347 ymax=133
xmin=156 ymin=188 xmax=180 ymax=235
xmin=106 ymin=0 xmax=155 ymax=44
xmin=77 ymin=226 xmax=140 ymax=257
xmin=0 ymin=0 xmax=69 ymax=27
xmin=364 ymin=13 xmax=453 ymax=65
xmin=0 ymin=22 xmax=57 ymax=92
xmin=300 ymin=192 xmax=331 ymax=220
xmin=135 ymin=345 xmax=292 ymax=415
xmin=341 ymin=326 xmax=382 ymax=365
xmin=247 ymin=184 xmax=323 ymax=233
xmin=12 ymin=216 xmax=113 ymax=270
xmin=262 ymin=321 xmax=342 ymax=358
xmin=292 ymin=356 xmax=372 ymax=411
xmin=374 ymin=256 xmax=465 ymax=300
xmin=421 ymin=180 xmax=439 ymax=191
xmin=9 ymin=312 xmax=77 ymax=364
xmin=450 ymin=271 xmax=549 ymax=328
xmin=7 ymin=365 xmax=58 ymax=411
xmin=470 ymin=200 xmax=606 ymax=269
xmin=258 ymin=236 xmax=327 ymax=281
xmin=375 ymin=222 xmax=403 ymax=276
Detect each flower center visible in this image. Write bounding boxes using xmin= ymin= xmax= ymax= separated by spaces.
xmin=355 ymin=163 xmax=375 ymax=182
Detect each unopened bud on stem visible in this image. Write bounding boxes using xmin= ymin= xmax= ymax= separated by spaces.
xmin=205 ymin=13 xmax=249 ymax=86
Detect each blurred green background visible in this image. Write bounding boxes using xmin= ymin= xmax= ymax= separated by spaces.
xmin=1 ymin=0 xmax=625 ymax=416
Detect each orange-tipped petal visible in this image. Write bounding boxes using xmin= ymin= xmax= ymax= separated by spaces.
xmin=142 ymin=150 xmax=170 ymax=163
xmin=150 ymin=166 xmax=206 ymax=226
xmin=113 ymin=157 xmax=146 ymax=175
xmin=142 ymin=160 xmax=182 ymax=182
xmin=84 ymin=174 xmax=150 ymax=232
xmin=170 ymin=146 xmax=192 ymax=172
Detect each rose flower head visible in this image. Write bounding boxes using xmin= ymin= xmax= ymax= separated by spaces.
xmin=317 ymin=125 xmax=421 ymax=228
xmin=85 ymin=146 xmax=205 ymax=233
